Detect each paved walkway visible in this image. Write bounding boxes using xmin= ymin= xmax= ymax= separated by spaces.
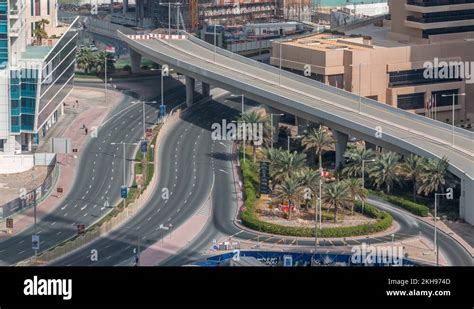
xmin=0 ymin=87 xmax=123 ymax=239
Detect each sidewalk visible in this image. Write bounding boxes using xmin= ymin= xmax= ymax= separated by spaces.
xmin=0 ymin=87 xmax=123 ymax=239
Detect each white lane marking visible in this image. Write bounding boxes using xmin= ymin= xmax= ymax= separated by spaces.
xmin=83 ymin=213 xmax=88 ymax=217
xmin=64 ymin=212 xmax=68 ymax=217
xmin=18 ymin=250 xmax=25 ymax=255
xmin=51 ymin=221 xmax=56 ymax=226
xmin=218 ymin=169 xmax=229 ymax=174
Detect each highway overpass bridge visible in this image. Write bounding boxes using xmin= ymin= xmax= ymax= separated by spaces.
xmin=117 ymin=31 xmax=474 ymax=225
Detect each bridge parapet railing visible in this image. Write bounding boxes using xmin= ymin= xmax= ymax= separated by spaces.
xmin=184 ymin=32 xmax=473 ymax=142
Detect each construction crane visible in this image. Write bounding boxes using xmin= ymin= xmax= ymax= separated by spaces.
xmin=190 ymin=0 xmax=199 ymax=32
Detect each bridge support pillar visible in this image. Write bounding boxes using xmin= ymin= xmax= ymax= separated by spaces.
xmin=186 ymin=76 xmax=195 ymax=107
xmin=123 ymin=0 xmax=128 ymax=13
xmin=129 ymin=48 xmax=142 ymax=74
xmin=460 ymin=178 xmax=474 ymax=225
xmin=334 ymin=130 xmax=348 ymax=169
xmin=202 ymin=82 xmax=210 ymax=97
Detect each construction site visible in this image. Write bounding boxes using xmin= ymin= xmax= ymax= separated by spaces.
xmin=103 ymin=0 xmax=314 ymax=32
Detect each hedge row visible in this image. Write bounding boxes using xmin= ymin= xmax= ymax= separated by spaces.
xmin=370 ymin=190 xmax=429 ymax=217
xmin=239 ymin=158 xmax=393 ymax=238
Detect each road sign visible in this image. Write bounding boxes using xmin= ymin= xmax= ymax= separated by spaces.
xmin=120 ymin=185 xmax=128 ymax=199
xmin=32 ymin=235 xmax=40 ymax=250
xmin=259 ymin=161 xmax=270 ymax=194
xmin=6 ymin=218 xmax=13 ymax=229
xmin=77 ymin=224 xmax=85 ymax=235
xmin=283 ymin=255 xmax=293 ymax=267
xmin=146 ymin=128 xmax=153 ymax=138
xmin=141 ymin=140 xmax=148 ymax=154
xmin=159 ymin=104 xmax=167 ymax=117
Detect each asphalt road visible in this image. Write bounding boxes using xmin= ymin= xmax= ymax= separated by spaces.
xmin=38 ymin=91 xmax=473 ymax=266
xmin=0 ymin=80 xmax=195 ymax=265
xmin=52 ymin=93 xmax=241 ymax=266
xmin=160 ymin=95 xmax=474 ymax=267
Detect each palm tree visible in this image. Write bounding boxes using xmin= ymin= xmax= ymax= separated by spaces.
xmin=295 ymin=168 xmax=321 ymax=210
xmin=342 ymin=147 xmax=376 ymax=178
xmin=301 ymin=127 xmax=334 ymax=171
xmin=269 ymin=150 xmax=306 ymax=187
xmin=238 ymin=111 xmax=270 ymax=162
xmin=401 ymin=154 xmax=425 ymax=202
xmin=273 ymin=177 xmax=304 ymax=220
xmin=38 ymin=18 xmax=50 ymax=30
xmin=322 ymin=181 xmax=351 ymax=222
xmin=343 ymin=178 xmax=368 ymax=215
xmin=76 ymin=48 xmax=96 ymax=74
xmin=418 ymin=157 xmax=451 ymax=196
xmin=95 ymin=51 xmax=115 ymax=75
xmin=33 ymin=28 xmax=48 ymax=46
xmin=368 ymin=152 xmax=401 ymax=194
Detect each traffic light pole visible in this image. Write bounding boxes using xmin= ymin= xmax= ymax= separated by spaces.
xmin=33 ymin=188 xmax=37 ymax=259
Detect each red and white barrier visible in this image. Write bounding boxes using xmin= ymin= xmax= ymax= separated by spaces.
xmin=127 ymin=34 xmax=187 ymax=40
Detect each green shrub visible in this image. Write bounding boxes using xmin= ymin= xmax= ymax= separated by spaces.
xmin=370 ymin=190 xmax=429 ymax=217
xmin=239 ymin=158 xmax=393 ymax=238
xmin=123 ymin=64 xmax=132 ymax=73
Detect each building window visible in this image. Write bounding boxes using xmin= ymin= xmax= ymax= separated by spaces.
xmin=34 ymin=0 xmax=40 ymax=16
xmin=47 ymin=0 xmax=50 ymax=15
xmin=0 ymin=139 xmax=4 ymax=152
xmin=432 ymin=89 xmax=460 ymax=107
xmin=397 ymin=93 xmax=425 ymax=110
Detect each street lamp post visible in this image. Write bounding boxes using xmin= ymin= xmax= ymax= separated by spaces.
xmin=110 ymin=141 xmax=139 ymax=216
xmin=160 ymin=2 xmax=180 ymax=41
xmin=350 ymin=63 xmax=368 ymax=113
xmin=279 ymin=41 xmax=282 ymax=85
xmin=287 ymin=135 xmax=302 ymax=153
xmin=214 ymin=22 xmax=217 ymax=62
xmin=131 ymin=100 xmax=158 ymax=137
xmin=433 ymin=192 xmax=451 ymax=266
xmin=104 ymin=56 xmax=114 ymax=104
xmin=231 ymin=94 xmax=245 ymax=162
xmin=270 ymin=113 xmax=284 ymax=149
xmin=441 ymin=93 xmax=465 ymax=146
xmin=361 ymin=159 xmax=376 ymax=215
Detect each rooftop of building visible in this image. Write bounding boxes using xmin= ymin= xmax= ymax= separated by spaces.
xmin=283 ymin=22 xmax=415 ymax=51
xmin=283 ymin=32 xmax=374 ymax=51
xmin=344 ymin=24 xmax=408 ymax=48
xmin=21 ymin=46 xmax=52 ymax=60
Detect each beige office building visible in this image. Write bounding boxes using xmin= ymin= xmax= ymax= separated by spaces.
xmin=271 ymin=0 xmax=474 ymax=128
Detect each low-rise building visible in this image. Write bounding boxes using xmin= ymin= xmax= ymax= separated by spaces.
xmin=270 ymin=0 xmax=474 ymax=127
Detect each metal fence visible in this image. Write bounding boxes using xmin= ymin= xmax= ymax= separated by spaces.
xmin=0 ymin=155 xmax=58 ymax=220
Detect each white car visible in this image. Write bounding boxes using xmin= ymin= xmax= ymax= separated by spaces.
xmin=89 ymin=44 xmax=98 ymax=52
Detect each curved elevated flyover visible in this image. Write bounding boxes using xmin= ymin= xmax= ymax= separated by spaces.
xmin=118 ymin=31 xmax=474 ymax=225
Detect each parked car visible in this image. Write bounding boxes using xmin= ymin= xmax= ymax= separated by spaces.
xmin=89 ymin=44 xmax=98 ymax=52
